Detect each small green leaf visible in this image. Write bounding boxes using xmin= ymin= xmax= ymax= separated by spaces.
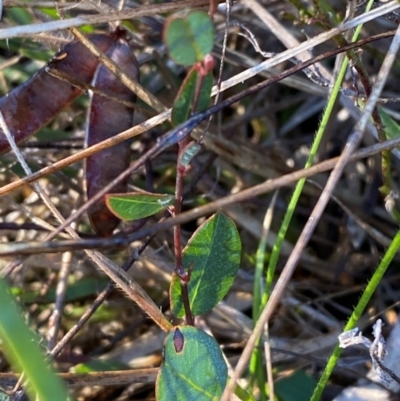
xmin=106 ymin=192 xmax=174 ymax=221
xmin=156 ymin=326 xmax=227 ymax=401
xmin=164 ymin=11 xmax=215 ymax=66
xmin=39 ymin=8 xmax=59 ymax=19
xmin=234 ymin=384 xmax=257 ymax=401
xmin=172 ymin=69 xmax=214 ymax=127
xmin=179 ymin=142 xmax=202 ymax=167
xmin=172 ymin=67 xmax=198 ymax=126
xmin=20 ymin=48 xmax=53 ymax=62
xmin=378 ymin=106 xmax=400 ymax=141
xmin=7 ymin=7 xmax=33 ymax=25
xmin=0 ymin=279 xmax=70 ymax=401
xmin=170 ymin=213 xmax=241 ymax=317
xmin=196 ymin=72 xmax=213 ymax=112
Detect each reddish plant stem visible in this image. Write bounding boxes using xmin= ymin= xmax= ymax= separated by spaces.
xmin=172 ymin=62 xmax=213 ymax=325
xmin=173 ymin=138 xmax=194 ymax=325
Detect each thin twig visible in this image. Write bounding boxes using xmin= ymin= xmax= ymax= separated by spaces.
xmin=47 ymin=251 xmax=73 ymax=350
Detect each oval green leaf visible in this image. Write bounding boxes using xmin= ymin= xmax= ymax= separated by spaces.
xmin=106 ymin=192 xmax=174 ymax=221
xmin=170 ymin=213 xmax=241 ymax=317
xmin=172 ymin=67 xmax=198 ymax=126
xmin=156 ymin=326 xmax=227 ymax=401
xmin=164 ymin=11 xmax=215 ymax=66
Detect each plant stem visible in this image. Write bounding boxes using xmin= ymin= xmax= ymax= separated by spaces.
xmin=174 ymin=139 xmax=194 ymax=325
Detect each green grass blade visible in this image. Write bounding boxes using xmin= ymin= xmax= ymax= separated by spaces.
xmin=0 ymin=278 xmax=70 ymax=401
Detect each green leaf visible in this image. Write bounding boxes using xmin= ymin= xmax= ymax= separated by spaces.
xmin=275 ymin=370 xmax=317 ymax=401
xmin=164 ymin=11 xmax=215 ymax=66
xmin=106 ymin=192 xmax=174 ymax=221
xmin=7 ymin=7 xmax=33 ymax=25
xmin=39 ymin=7 xmax=59 ymax=19
xmin=156 ymin=326 xmax=227 ymax=401
xmin=172 ymin=68 xmax=198 ymax=126
xmin=234 ymin=384 xmax=257 ymax=401
xmin=378 ymin=106 xmax=400 ymax=141
xmin=20 ymin=48 xmax=53 ymax=62
xmin=196 ymin=72 xmax=213 ymax=112
xmin=179 ymin=142 xmax=202 ymax=167
xmin=172 ymin=68 xmax=213 ymax=127
xmin=0 ymin=278 xmax=70 ymax=401
xmin=170 ymin=213 xmax=241 ymax=317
